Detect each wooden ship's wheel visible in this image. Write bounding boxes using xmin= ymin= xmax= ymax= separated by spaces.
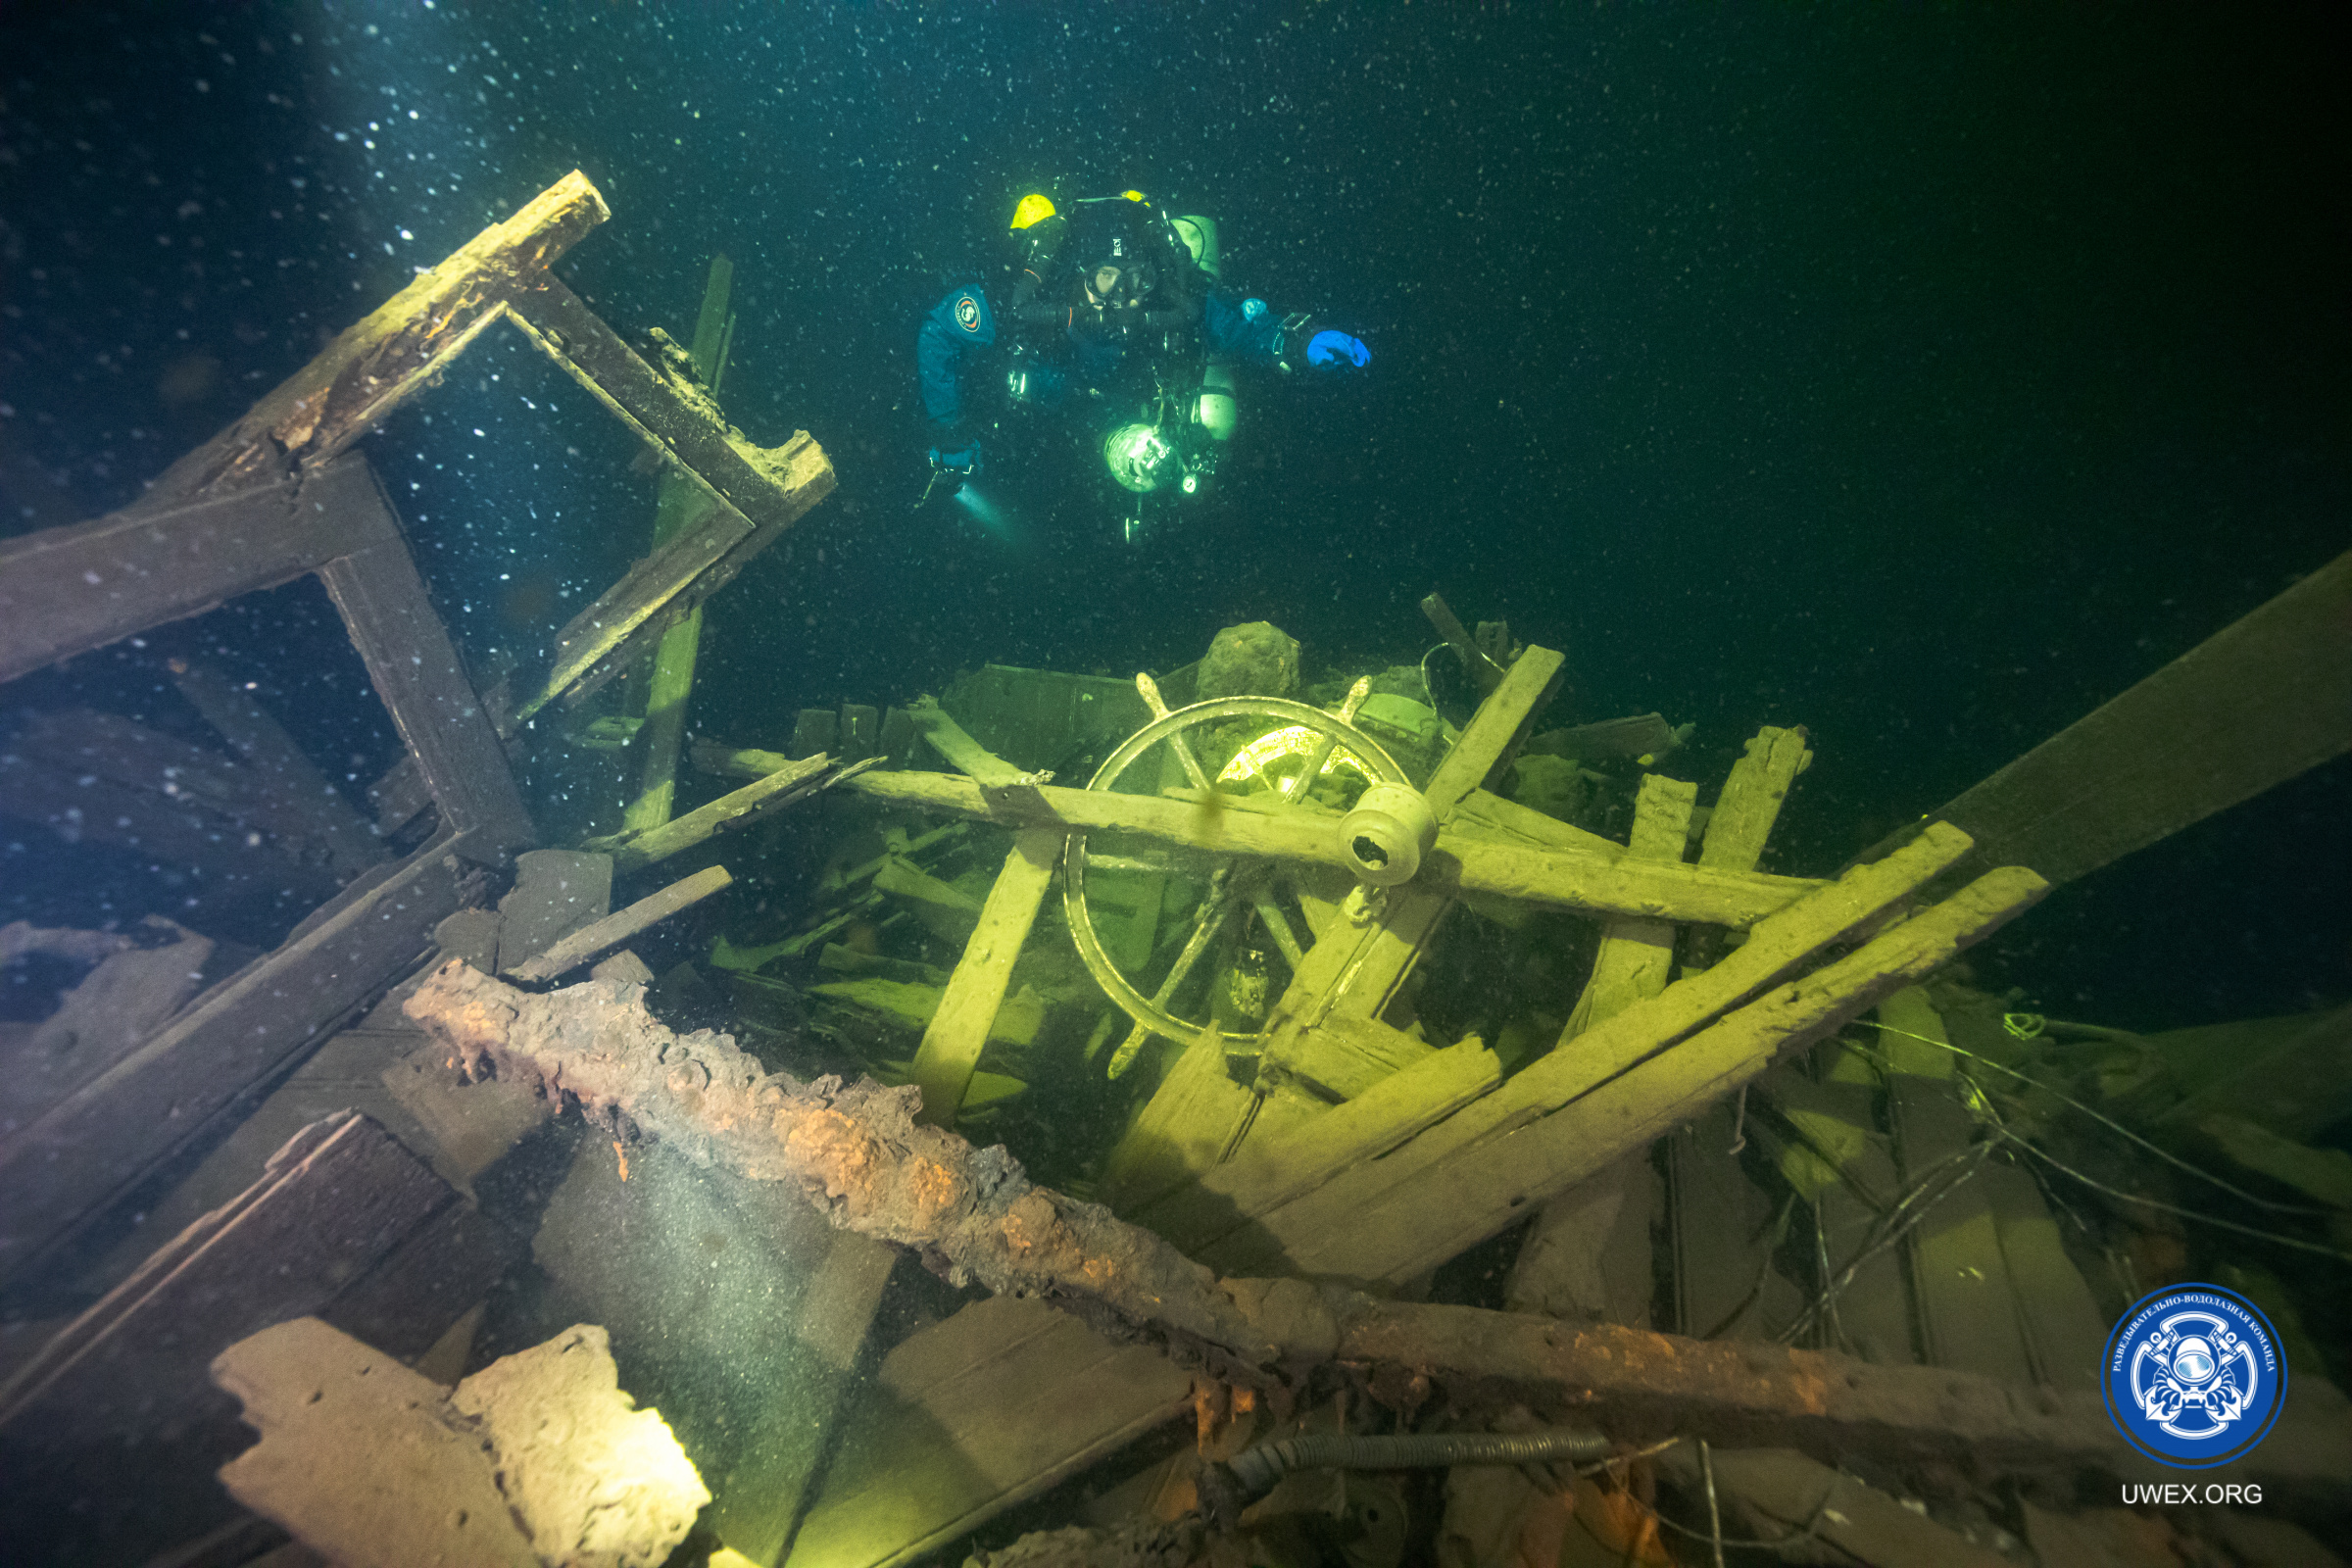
xmin=1061 ymin=676 xmax=1408 ymax=1075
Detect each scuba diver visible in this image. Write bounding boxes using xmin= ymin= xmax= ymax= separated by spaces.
xmin=916 ymin=188 xmax=1371 ymax=539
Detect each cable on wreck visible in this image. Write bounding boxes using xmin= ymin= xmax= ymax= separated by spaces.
xmin=1855 ymin=1020 xmax=2334 ymax=1215
xmin=1198 ymin=1427 xmax=1613 ymax=1527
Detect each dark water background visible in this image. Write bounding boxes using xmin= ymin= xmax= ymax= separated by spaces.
xmin=2 ymin=2 xmax=2344 ymax=1030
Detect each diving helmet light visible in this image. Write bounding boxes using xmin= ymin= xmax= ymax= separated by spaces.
xmin=1103 ymin=421 xmax=1177 ymax=493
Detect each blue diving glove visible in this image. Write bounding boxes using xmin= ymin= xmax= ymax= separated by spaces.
xmin=1304 ymin=328 xmax=1370 ymax=371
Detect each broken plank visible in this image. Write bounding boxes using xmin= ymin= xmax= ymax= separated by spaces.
xmin=786 ymin=1296 xmax=1191 ymax=1568
xmin=1280 ymin=865 xmax=2052 ymax=1287
xmin=1256 ymin=1010 xmax=1437 ymax=1102
xmin=1131 ymin=1038 xmax=1501 ymax=1256
xmin=508 ymin=863 xmax=733 ymax=984
xmin=0 ymin=827 xmax=484 ymax=1287
xmin=318 ymin=477 xmax=534 ymax=853
xmin=140 ymin=172 xmax=610 ymax=509
xmin=912 ymin=827 xmax=1061 ymax=1127
xmin=588 ymin=751 xmax=837 ymax=872
xmin=1697 ymin=726 xmax=1813 ymax=875
xmin=0 ymin=457 xmax=398 ymax=686
xmin=1561 ymin=773 xmax=1696 ymax=1038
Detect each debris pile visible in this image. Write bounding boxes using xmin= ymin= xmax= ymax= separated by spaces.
xmin=1 ymin=170 xmax=2347 ymax=1568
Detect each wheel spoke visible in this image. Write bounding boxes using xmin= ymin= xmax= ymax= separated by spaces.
xmin=1105 ymin=872 xmax=1238 ymax=1078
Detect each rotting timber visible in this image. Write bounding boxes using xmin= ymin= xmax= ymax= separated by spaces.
xmin=3 ymin=157 xmax=2350 ymax=1568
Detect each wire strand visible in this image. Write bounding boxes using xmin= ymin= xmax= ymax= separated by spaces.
xmin=1853 ymin=1020 xmax=2332 ymax=1216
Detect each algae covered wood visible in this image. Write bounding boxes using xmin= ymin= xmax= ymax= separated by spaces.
xmin=1698 ymin=726 xmax=1813 ymax=875
xmin=1132 ymin=1038 xmax=1501 ymax=1256
xmin=1288 ymin=864 xmax=2051 ymax=1287
xmin=588 ymin=751 xmax=837 ymax=871
xmin=1198 ymin=823 xmax=1985 ymax=1278
xmin=1562 ymin=772 xmax=1697 ymax=1038
xmin=507 ymin=863 xmax=734 ymax=983
xmin=912 ymin=826 xmax=1062 ymax=1127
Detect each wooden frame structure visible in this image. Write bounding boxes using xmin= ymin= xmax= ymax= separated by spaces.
xmin=0 ymin=455 xmax=532 ymax=1288
xmin=0 ymin=169 xmax=834 ymax=1294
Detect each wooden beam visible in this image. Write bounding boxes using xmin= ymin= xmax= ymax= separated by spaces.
xmin=910 ymin=828 xmax=1061 ymax=1128
xmin=1697 ymin=726 xmax=1813 ymax=875
xmin=0 ymin=828 xmax=485 ymax=1288
xmin=1560 ymin=773 xmax=1697 ymax=1038
xmin=1875 ymin=548 xmax=2352 ymax=889
xmin=0 ymin=458 xmax=397 ymax=685
xmin=1272 ymin=865 xmax=2051 ymax=1287
xmin=504 ymin=272 xmax=835 ymax=719
xmin=842 ymin=768 xmax=1815 ymax=928
xmin=318 ymin=466 xmax=533 ymax=854
xmin=1199 ymin=822 xmax=1982 ymax=1277
xmin=586 ymin=752 xmax=838 ymax=872
xmin=507 ymin=864 xmax=734 ymax=984
xmin=139 ymin=172 xmax=610 ymax=509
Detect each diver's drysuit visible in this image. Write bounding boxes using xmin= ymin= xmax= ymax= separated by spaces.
xmin=917 ymin=189 xmax=1368 ymax=512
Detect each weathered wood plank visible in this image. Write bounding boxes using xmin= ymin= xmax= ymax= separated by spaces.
xmin=845 ymin=768 xmax=1818 ymax=927
xmin=911 ymin=828 xmax=1060 ymax=1128
xmin=0 ymin=828 xmax=482 ymax=1287
xmin=504 ymin=273 xmax=835 ymax=717
xmin=1698 ymin=726 xmax=1813 ymax=875
xmin=1278 ymin=865 xmax=2051 ymax=1287
xmin=509 ymin=863 xmax=733 ymax=984
xmin=138 ymin=172 xmax=610 ymax=508
xmin=1896 ymin=547 xmax=2352 ymax=889
xmin=588 ymin=752 xmax=837 ymax=872
xmin=318 ymin=472 xmax=534 ymax=853
xmin=1132 ymin=1038 xmax=1501 ymax=1256
xmin=0 ymin=459 xmax=396 ymax=685
xmin=1561 ymin=773 xmax=1696 ymax=1038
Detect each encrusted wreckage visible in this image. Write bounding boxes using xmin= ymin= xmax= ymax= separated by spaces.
xmin=0 ymin=168 xmax=2349 ymax=1568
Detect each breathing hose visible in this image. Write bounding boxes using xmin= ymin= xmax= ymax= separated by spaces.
xmin=1199 ymin=1427 xmax=1614 ymax=1527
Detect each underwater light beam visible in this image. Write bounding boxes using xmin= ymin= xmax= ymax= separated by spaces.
xmin=953 ymin=482 xmax=1017 ymax=536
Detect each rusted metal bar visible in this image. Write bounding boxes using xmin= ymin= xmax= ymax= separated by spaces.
xmin=396 ymin=961 xmax=2352 ymax=1498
